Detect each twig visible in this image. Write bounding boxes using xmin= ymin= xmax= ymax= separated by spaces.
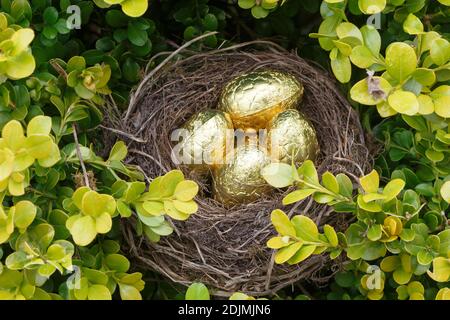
xmin=99 ymin=125 xmax=147 ymax=143
xmin=124 ymin=31 xmax=219 ymax=122
xmin=50 ymin=59 xmax=68 ymax=80
xmin=72 ymin=124 xmax=90 ymax=188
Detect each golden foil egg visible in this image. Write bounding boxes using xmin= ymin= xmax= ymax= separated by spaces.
xmin=172 ymin=110 xmax=233 ymax=171
xmin=218 ymin=70 xmax=304 ymax=130
xmin=213 ymin=144 xmax=272 ymax=206
xmin=267 ymin=109 xmax=319 ymax=166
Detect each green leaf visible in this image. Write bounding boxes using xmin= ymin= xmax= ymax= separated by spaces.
xmin=382 ymin=179 xmax=405 ymax=201
xmin=27 ymin=115 xmax=52 ymax=136
xmin=350 ymin=77 xmax=392 ymax=105
xmin=271 ymin=209 xmax=296 ymax=237
xmin=331 ymin=52 xmax=351 ymax=83
xmin=336 ymin=22 xmax=363 ymax=44
xmin=173 ymin=200 xmax=198 ymax=214
xmin=282 ymin=189 xmax=316 ymax=205
xmin=105 ymin=254 xmax=130 ymax=273
xmin=360 ymin=169 xmax=379 ymax=193
xmin=367 ymin=224 xmax=382 ymax=241
xmin=238 ymin=0 xmax=255 ymax=9
xmin=185 ymin=283 xmax=210 ymax=300
xmin=291 ymin=215 xmax=319 ymax=242
xmin=440 ymin=181 xmax=450 ymax=203
xmin=117 ymin=200 xmax=132 ymax=218
xmin=322 ymin=172 xmax=339 ymax=193
xmin=140 ymin=201 xmax=164 ymax=216
xmin=388 ymin=90 xmax=419 ymax=116
xmin=403 ymin=14 xmax=423 ymax=35
xmin=417 ymin=249 xmax=433 ymax=265
xmin=108 ymin=141 xmax=127 ymax=161
xmin=323 ymin=224 xmax=338 ymax=246
xmin=399 ymin=229 xmax=415 ymax=242
xmin=298 ymin=160 xmax=319 ymax=185
xmin=427 ymin=257 xmax=450 ymax=282
xmin=150 ymin=223 xmax=173 ymax=236
xmin=361 ymin=25 xmax=381 ymax=56
xmin=5 ymin=251 xmax=28 ymax=269
xmin=173 ymin=180 xmax=199 ymax=201
xmin=251 ymin=6 xmax=269 ymax=19
xmin=118 ymin=283 xmax=142 ymax=300
xmin=160 ymin=170 xmax=184 ymax=197
xmin=385 ymin=42 xmax=417 ymax=82
xmin=430 ymin=38 xmax=450 ymax=66
xmin=95 ymin=212 xmax=112 ymax=234
xmin=13 ymin=200 xmax=36 ymax=230
xmin=357 ymin=195 xmax=382 ymax=212
xmin=336 ymin=173 xmax=353 ymax=197
xmin=358 ymin=0 xmax=386 ymax=14
xmin=267 ymin=236 xmax=292 ymax=249
xmin=275 ymin=242 xmax=302 ymax=264
xmin=163 ymin=201 xmax=190 ymax=221
xmin=67 ymin=56 xmax=86 ymax=73
xmin=393 ymin=268 xmax=412 ymax=285
xmin=261 ymin=163 xmax=295 ymax=188
xmin=87 ymin=285 xmax=112 ymax=300
xmin=412 ymin=68 xmax=436 ymax=87
xmin=69 ymin=215 xmax=97 ymax=246
xmin=335 ymin=271 xmax=356 ymax=288
xmin=121 ymin=0 xmax=148 ymax=18
xmin=288 ymin=245 xmax=316 ymax=264
xmin=43 ymin=6 xmax=58 ymax=25
xmin=128 ymin=21 xmax=148 ymax=46
xmin=434 ymin=96 xmax=450 ymax=118
xmin=350 ymin=45 xmax=375 ymax=69
xmin=333 ymin=40 xmax=352 ymax=56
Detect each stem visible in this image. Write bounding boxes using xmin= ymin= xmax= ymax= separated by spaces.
xmin=28 ymin=188 xmax=58 ymax=200
xmin=72 ymin=124 xmax=90 ymax=189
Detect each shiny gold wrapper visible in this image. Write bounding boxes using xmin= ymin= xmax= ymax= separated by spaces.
xmin=213 ymin=144 xmax=272 ymax=206
xmin=218 ymin=70 xmax=304 ymax=130
xmin=175 ymin=110 xmax=233 ymax=171
xmin=267 ymin=109 xmax=319 ymax=166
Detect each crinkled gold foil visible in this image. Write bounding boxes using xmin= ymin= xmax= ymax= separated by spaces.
xmin=213 ymin=144 xmax=272 ymax=206
xmin=267 ymin=109 xmax=319 ymax=166
xmin=177 ymin=110 xmax=233 ymax=171
xmin=218 ymin=70 xmax=304 ymax=130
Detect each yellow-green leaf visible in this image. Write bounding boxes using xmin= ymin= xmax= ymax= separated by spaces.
xmin=271 ymin=209 xmax=296 ymax=237
xmin=274 ymin=242 xmax=303 ymax=264
xmin=350 ymin=77 xmax=392 ymax=106
xmin=388 ymin=90 xmax=419 ymax=116
xmin=291 ymin=215 xmax=319 ymax=241
xmin=323 ymin=224 xmax=338 ymax=246
xmin=382 ymin=179 xmax=405 ymax=201
xmin=427 ymin=257 xmax=450 ymax=282
xmin=322 ymin=172 xmax=339 ymax=193
xmin=440 ymin=181 xmax=450 ymax=203
xmin=403 ymin=14 xmax=423 ymax=35
xmin=360 ymin=169 xmax=379 ymax=193
xmin=174 ymin=180 xmax=199 ymax=201
xmin=267 ymin=236 xmax=292 ymax=249
xmin=27 ymin=116 xmax=52 ymax=136
xmin=385 ymin=42 xmax=417 ymax=82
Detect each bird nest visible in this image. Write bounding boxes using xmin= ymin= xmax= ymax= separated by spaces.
xmin=104 ymin=41 xmax=373 ymax=297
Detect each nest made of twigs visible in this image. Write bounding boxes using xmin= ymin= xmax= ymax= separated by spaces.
xmin=104 ymin=41 xmax=373 ymax=297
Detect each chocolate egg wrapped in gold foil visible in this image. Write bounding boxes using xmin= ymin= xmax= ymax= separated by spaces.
xmin=267 ymin=109 xmax=319 ymax=166
xmin=172 ymin=110 xmax=233 ymax=171
xmin=213 ymin=144 xmax=272 ymax=206
xmin=218 ymin=70 xmax=304 ymax=130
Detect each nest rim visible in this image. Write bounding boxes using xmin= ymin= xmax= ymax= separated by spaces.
xmin=104 ymin=41 xmax=373 ymax=297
